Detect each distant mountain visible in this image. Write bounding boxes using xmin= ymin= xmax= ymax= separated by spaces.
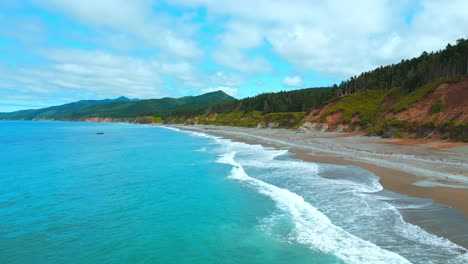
xmin=113 ymin=96 xmax=139 ymax=102
xmin=0 ymin=96 xmax=135 ymax=120
xmin=0 ymin=91 xmax=235 ymax=120
xmin=66 ymin=90 xmax=236 ymax=119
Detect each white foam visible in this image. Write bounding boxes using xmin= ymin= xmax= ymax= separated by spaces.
xmin=160 ymin=125 xmax=221 ymax=140
xmin=395 ymin=214 xmax=466 ymax=251
xmin=447 ymin=253 xmax=468 ymax=264
xmin=206 ymin=128 xmax=468 ymax=187
xmin=159 ymin=125 xmax=181 ymax=132
xmin=163 ymin=126 xmax=467 ymax=262
xmin=217 ymin=151 xmax=411 ymax=264
xmin=413 ymin=180 xmax=468 ymax=190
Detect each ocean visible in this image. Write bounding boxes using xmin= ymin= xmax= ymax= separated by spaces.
xmin=0 ymin=121 xmax=466 ymax=264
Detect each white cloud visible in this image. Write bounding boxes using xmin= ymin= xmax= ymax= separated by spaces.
xmin=282 ymin=76 xmax=303 ymax=87
xmin=3 ymin=0 xmax=468 ymax=111
xmin=218 ymin=21 xmax=263 ymax=49
xmin=2 ymin=49 xmax=170 ymax=100
xmin=159 ymin=61 xmax=202 ymax=87
xmin=0 ymin=46 xmax=247 ymax=106
xmin=201 ymin=86 xmax=238 ymax=97
xmin=209 ymin=71 xmax=244 ymax=87
xmin=43 ymin=49 xmax=164 ymax=97
xmin=27 ymin=1 xmax=468 ymax=88
xmin=170 ymin=0 xmax=468 ymax=78
xmin=213 ymin=49 xmax=271 ymax=74
xmin=36 ymin=0 xmax=202 ymax=58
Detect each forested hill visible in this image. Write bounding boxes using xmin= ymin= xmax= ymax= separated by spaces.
xmin=336 ymin=38 xmax=468 ymax=95
xmin=168 ymin=39 xmax=468 ymax=141
xmin=170 ymin=87 xmax=336 ymax=117
xmin=170 ymin=39 xmax=467 ymax=120
xmin=0 ymin=91 xmax=235 ymax=120
xmin=0 ymin=96 xmax=136 ymax=120
xmin=66 ymin=90 xmax=235 ymax=119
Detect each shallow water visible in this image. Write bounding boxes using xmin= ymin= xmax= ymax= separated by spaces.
xmin=0 ymin=121 xmax=466 ymax=263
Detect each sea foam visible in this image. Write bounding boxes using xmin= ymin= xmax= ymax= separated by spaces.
xmin=217 ymin=150 xmax=411 ymax=264
xmin=164 ymin=126 xmax=467 ymax=263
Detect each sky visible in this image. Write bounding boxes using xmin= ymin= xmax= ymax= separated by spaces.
xmin=0 ymin=0 xmax=467 ymax=112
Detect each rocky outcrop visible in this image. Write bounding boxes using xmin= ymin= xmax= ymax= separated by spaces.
xmin=256 ymin=122 xmax=280 ymax=129
xmin=298 ymin=122 xmax=329 ymax=132
xmin=85 ymin=117 xmax=115 ymax=122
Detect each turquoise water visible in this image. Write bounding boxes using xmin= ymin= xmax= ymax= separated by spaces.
xmin=0 ymin=121 xmax=466 ymax=263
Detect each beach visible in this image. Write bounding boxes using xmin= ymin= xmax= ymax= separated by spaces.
xmin=171 ymin=124 xmax=468 ymax=247
xmin=2 ymin=121 xmax=467 ymax=263
xmin=171 ymin=125 xmax=468 ymax=214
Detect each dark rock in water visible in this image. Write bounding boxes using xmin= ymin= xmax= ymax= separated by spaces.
xmin=96 ymin=132 xmax=104 ymax=135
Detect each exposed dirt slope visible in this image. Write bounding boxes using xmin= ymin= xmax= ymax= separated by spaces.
xmin=300 ymin=77 xmax=468 ymax=140
xmin=386 ymin=77 xmax=468 ymax=124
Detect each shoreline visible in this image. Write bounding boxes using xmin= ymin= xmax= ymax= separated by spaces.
xmin=170 ymin=124 xmax=468 ymax=248
xmin=171 ymin=124 xmax=468 ymax=218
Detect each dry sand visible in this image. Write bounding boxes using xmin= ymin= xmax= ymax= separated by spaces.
xmin=172 ymin=124 xmax=468 ymax=217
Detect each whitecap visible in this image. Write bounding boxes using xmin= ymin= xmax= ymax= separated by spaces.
xmin=217 ymin=151 xmax=411 ymax=264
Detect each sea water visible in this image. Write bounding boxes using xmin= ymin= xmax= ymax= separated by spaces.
xmin=0 ymin=121 xmax=466 ymax=264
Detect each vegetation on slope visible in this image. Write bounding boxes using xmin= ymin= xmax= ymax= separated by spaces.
xmin=322 ymin=90 xmax=387 ymax=124
xmin=0 ymin=97 xmax=135 ymax=120
xmin=212 ymin=88 xmax=335 ymax=113
xmin=390 ymin=78 xmax=452 ymax=113
xmin=336 ymin=38 xmax=468 ymax=95
xmin=166 ymin=87 xmax=335 ymax=127
xmin=68 ymin=90 xmax=236 ymax=119
xmin=167 ymin=40 xmax=467 ymax=141
xmin=0 ymin=91 xmax=235 ymax=120
xmin=178 ymin=111 xmax=305 ymax=128
xmin=301 ymin=75 xmax=467 ymax=140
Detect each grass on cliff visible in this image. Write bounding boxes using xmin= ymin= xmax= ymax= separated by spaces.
xmin=183 ymin=111 xmax=305 ymax=128
xmin=189 ymin=111 xmax=260 ymax=127
xmin=322 ymin=90 xmax=387 ymax=124
xmin=390 ymin=77 xmax=451 ymax=113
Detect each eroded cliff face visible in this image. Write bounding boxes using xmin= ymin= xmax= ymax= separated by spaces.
xmin=385 ymin=78 xmax=468 ymax=124
xmin=299 ymin=77 xmax=468 ymax=140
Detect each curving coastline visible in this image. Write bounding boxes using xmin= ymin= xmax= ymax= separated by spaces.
xmin=170 ymin=124 xmax=468 ymax=249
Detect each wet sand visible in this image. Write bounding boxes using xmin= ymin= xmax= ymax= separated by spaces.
xmin=169 ymin=124 xmax=468 ymax=249
xmin=172 ymin=125 xmax=468 ymax=218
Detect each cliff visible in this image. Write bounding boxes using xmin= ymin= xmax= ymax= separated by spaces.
xmin=300 ymin=77 xmax=467 ymax=141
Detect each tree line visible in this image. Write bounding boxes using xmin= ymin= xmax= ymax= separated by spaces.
xmin=169 ymin=38 xmax=467 ymax=119
xmin=337 ymin=38 xmax=468 ymax=95
xmin=210 ymin=87 xmax=335 ymax=113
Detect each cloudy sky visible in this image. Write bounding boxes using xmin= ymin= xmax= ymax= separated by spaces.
xmin=0 ymin=0 xmax=467 ymax=111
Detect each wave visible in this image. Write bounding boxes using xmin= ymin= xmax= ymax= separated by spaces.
xmin=217 ymin=151 xmax=411 ymax=264
xmin=160 ymin=125 xmax=221 ymax=140
xmin=162 ymin=126 xmax=467 ymax=263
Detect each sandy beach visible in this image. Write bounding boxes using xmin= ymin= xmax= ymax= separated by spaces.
xmin=169 ymin=124 xmax=468 ymax=249
xmin=172 ymin=124 xmax=468 ymax=217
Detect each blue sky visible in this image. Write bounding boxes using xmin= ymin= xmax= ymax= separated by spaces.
xmin=0 ymin=0 xmax=467 ymax=112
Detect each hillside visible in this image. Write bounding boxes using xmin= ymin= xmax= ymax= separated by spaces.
xmin=0 ymin=96 xmax=136 ymax=120
xmin=302 ymin=77 xmax=467 ymax=141
xmin=68 ymin=91 xmax=235 ymax=119
xmin=0 ymin=91 xmax=235 ymax=120
xmin=166 ymin=39 xmax=468 ymax=141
